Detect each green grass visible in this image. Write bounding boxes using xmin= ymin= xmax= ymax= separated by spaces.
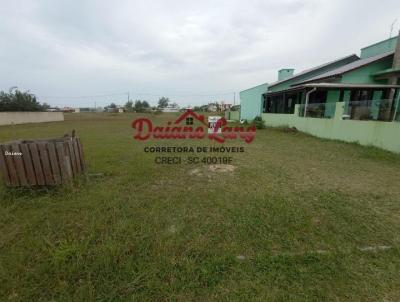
xmin=1 ymin=112 xmax=400 ymax=301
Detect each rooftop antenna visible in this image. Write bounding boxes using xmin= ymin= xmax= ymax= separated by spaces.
xmin=390 ymin=18 xmax=398 ymax=38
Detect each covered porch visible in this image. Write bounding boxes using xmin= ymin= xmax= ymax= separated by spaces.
xmin=263 ymin=83 xmax=400 ymax=121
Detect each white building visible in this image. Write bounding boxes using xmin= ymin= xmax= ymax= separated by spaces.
xmin=162 ymin=103 xmax=180 ymax=112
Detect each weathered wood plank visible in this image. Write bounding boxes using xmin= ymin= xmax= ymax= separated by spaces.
xmin=73 ymin=138 xmax=82 ymax=174
xmin=77 ymin=138 xmax=86 ymax=172
xmin=56 ymin=142 xmax=71 ymax=182
xmin=2 ymin=145 xmax=19 ymax=186
xmin=63 ymin=141 xmax=74 ymax=179
xmin=29 ymin=143 xmax=45 ymax=186
xmin=66 ymin=139 xmax=77 ymax=176
xmin=20 ymin=144 xmax=37 ymax=186
xmin=38 ymin=143 xmax=54 ymax=185
xmin=11 ymin=143 xmax=28 ymax=186
xmin=0 ymin=145 xmax=11 ymax=186
xmin=47 ymin=143 xmax=61 ymax=185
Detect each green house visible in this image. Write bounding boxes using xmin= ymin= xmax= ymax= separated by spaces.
xmin=263 ymin=35 xmax=400 ymax=121
xmin=239 ymin=83 xmax=268 ymax=120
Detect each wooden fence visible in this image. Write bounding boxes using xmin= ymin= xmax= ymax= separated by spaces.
xmin=0 ymin=136 xmax=85 ymax=187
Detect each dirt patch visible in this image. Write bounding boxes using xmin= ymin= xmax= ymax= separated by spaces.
xmin=208 ymin=164 xmax=236 ymax=173
xmin=188 ymin=165 xmax=236 ymax=176
xmin=168 ymin=225 xmax=177 ymax=234
xmin=282 ymin=126 xmax=298 ymax=133
xmin=188 ymin=168 xmax=202 ymax=176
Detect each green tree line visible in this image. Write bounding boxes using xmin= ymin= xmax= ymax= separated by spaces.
xmin=0 ymin=88 xmax=49 ymax=112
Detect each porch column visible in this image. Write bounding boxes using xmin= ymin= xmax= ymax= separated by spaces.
xmin=388 ymin=31 xmax=400 ymax=117
xmin=393 ymin=88 xmax=400 ymax=121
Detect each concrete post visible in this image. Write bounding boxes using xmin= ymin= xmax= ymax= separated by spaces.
xmin=294 ymin=104 xmax=300 ymax=116
xmin=334 ymin=102 xmax=345 ymax=121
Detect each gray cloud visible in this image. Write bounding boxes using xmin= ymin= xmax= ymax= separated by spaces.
xmin=1 ymin=0 xmax=399 ymax=107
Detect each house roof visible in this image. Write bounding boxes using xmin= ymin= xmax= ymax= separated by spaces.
xmin=296 ymin=51 xmax=394 ymax=85
xmin=268 ymin=54 xmax=360 ymax=88
xmin=174 ymin=109 xmax=206 ymax=125
xmin=240 ymin=82 xmax=268 ymax=94
xmin=302 ymin=83 xmax=400 ymax=89
xmin=265 ymin=82 xmax=400 ymax=96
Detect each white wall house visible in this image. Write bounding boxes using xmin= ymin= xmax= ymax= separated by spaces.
xmin=162 ymin=104 xmax=180 ymax=112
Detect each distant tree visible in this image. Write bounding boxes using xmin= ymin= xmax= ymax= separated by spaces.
xmin=134 ymin=100 xmax=151 ymax=112
xmin=0 ymin=88 xmax=48 ymax=112
xmin=134 ymin=100 xmax=142 ymax=112
xmin=157 ymin=97 xmax=169 ymax=108
xmin=142 ymin=100 xmax=150 ymax=108
xmin=41 ymin=102 xmax=51 ymax=111
xmin=109 ymin=103 xmax=117 ymax=108
xmin=125 ymin=100 xmax=134 ymax=112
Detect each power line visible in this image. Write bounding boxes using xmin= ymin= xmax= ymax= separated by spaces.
xmin=39 ymin=90 xmax=237 ymax=99
xmin=39 ymin=92 xmax=128 ymax=99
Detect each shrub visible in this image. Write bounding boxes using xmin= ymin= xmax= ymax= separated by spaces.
xmin=252 ymin=116 xmax=265 ymax=129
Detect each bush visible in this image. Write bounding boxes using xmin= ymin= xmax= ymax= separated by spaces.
xmin=252 ymin=116 xmax=265 ymax=129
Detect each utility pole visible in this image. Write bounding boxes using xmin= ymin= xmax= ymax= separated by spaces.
xmin=390 ymin=18 xmax=398 ymax=38
xmin=233 ymin=92 xmax=236 ymax=106
xmin=127 ymin=92 xmax=130 ymax=103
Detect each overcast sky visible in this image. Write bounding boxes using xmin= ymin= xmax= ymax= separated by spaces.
xmin=1 ymin=0 xmax=399 ymax=107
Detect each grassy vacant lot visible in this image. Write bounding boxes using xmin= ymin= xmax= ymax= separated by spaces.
xmin=1 ymin=112 xmax=400 ymax=301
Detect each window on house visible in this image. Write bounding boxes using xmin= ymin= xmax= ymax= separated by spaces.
xmin=186 ymin=117 xmax=193 ymax=125
xmin=339 ymin=90 xmax=344 ymax=102
xmin=264 ymin=96 xmax=272 ymax=113
xmin=285 ymin=93 xmax=298 ymax=114
xmin=267 ymin=95 xmax=284 ymax=113
xmin=309 ymin=90 xmax=327 ymax=104
xmin=349 ymin=89 xmax=375 ymax=120
xmin=262 ymin=96 xmax=267 ymax=113
xmin=265 ymin=92 xmax=301 ymax=114
xmin=350 ymin=89 xmax=373 ymax=101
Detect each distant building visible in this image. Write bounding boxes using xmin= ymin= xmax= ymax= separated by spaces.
xmin=105 ymin=106 xmax=124 ymax=113
xmin=207 ymin=103 xmax=218 ymax=112
xmin=79 ymin=107 xmax=104 ymax=112
xmin=220 ymin=103 xmax=232 ymax=111
xmin=162 ymin=103 xmax=180 ymax=112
